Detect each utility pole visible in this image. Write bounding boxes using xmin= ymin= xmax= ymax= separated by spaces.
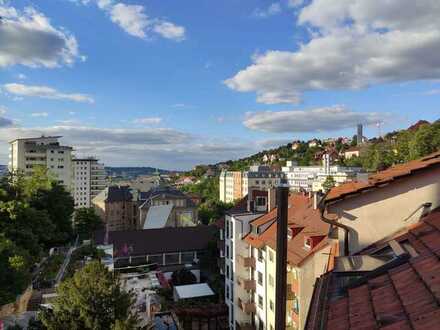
xmin=275 ymin=186 xmax=289 ymax=330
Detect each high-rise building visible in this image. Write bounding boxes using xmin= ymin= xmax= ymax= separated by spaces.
xmin=357 ymin=123 xmax=363 ymax=145
xmin=73 ymin=157 xmax=107 ymax=208
xmin=9 ymin=136 xmax=73 ymax=190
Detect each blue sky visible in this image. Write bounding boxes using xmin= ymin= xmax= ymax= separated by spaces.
xmin=0 ymin=0 xmax=439 ymax=169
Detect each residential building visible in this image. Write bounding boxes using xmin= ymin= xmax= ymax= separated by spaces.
xmin=8 ymin=136 xmax=73 ymax=190
xmin=138 ymin=186 xmax=198 ymax=229
xmin=220 ymin=166 xmax=284 ymax=203
xmin=95 ymin=225 xmax=216 ymax=271
xmin=325 ymin=151 xmax=440 ymax=255
xmin=174 ymin=176 xmax=197 ymax=187
xmin=92 ymin=185 xmax=139 ymax=231
xmin=238 ymin=194 xmax=335 ymax=330
xmin=291 ymin=141 xmax=301 ymax=151
xmin=306 ymin=208 xmax=440 ymax=330
xmin=308 ymin=139 xmax=320 ymax=148
xmin=282 ymin=155 xmax=362 ymax=192
xmin=343 ymin=146 xmax=361 ymax=159
xmin=73 ymin=157 xmax=106 ymax=208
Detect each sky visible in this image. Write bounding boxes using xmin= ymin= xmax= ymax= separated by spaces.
xmin=0 ymin=0 xmax=439 ymax=170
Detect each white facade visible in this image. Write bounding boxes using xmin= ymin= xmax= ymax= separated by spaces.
xmin=225 ymin=212 xmax=261 ymax=330
xmin=73 ymin=158 xmax=106 ymax=208
xmin=9 ymin=136 xmax=73 ymax=190
xmin=282 ymin=156 xmax=362 ymax=192
xmin=220 ymin=166 xmax=284 ymax=203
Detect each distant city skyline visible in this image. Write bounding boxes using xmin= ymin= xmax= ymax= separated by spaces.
xmin=0 ymin=0 xmax=439 ymax=169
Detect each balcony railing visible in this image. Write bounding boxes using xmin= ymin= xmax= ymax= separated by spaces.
xmin=237 ymin=298 xmax=256 ymax=314
xmin=238 ymin=255 xmax=256 ymax=268
xmin=238 ymin=277 xmax=256 ymax=291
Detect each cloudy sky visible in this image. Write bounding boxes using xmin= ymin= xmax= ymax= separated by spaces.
xmin=0 ymin=0 xmax=439 ymax=169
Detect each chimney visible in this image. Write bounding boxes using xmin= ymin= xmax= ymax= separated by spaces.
xmin=268 ymin=188 xmax=277 ymax=211
xmin=275 ymin=186 xmax=289 ymax=330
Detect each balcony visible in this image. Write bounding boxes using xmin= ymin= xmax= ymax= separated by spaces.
xmin=238 ymin=277 xmax=256 ymax=291
xmin=237 ymin=298 xmax=256 ymax=314
xmin=238 ymin=255 xmax=256 ymax=268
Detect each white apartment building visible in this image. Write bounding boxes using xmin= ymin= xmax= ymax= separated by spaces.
xmin=282 ymin=155 xmax=362 ymax=192
xmin=9 ymin=136 xmax=73 ymax=190
xmin=73 ymin=158 xmax=107 ymax=208
xmin=225 ymin=208 xmax=262 ymax=330
xmin=219 ymin=166 xmax=284 ymax=203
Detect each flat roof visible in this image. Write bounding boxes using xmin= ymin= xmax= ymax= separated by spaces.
xmin=174 ymin=283 xmax=214 ymax=300
xmin=9 ymin=136 xmax=62 ymax=143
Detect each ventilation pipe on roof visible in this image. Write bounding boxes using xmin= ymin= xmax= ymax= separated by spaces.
xmin=318 ymin=191 xmax=351 ymax=256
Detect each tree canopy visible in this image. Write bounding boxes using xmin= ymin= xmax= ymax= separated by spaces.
xmin=0 ymin=168 xmax=74 ymax=304
xmin=74 ymin=207 xmax=103 ymax=240
xmin=41 ymin=261 xmax=138 ymax=330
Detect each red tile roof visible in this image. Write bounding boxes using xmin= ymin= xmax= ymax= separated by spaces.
xmin=326 ymin=151 xmax=440 ymax=202
xmin=307 ymin=209 xmax=440 ymax=330
xmin=244 ymin=194 xmax=331 ymax=266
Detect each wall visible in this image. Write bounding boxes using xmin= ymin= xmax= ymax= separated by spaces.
xmin=328 ymin=167 xmax=440 ymax=254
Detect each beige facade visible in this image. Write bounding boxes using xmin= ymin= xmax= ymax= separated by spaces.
xmin=9 ymin=136 xmax=73 ymax=190
xmin=327 ymin=166 xmax=440 ymax=255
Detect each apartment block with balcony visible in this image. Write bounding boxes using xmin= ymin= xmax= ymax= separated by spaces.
xmin=243 ymin=194 xmax=336 ymax=330
xmin=73 ymin=157 xmax=107 ymax=208
xmin=224 ymin=194 xmax=270 ymax=330
xmin=9 ymin=136 xmax=73 ymax=190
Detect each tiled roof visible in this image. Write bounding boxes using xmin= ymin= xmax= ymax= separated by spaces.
xmin=326 ymin=151 xmax=440 ymax=202
xmin=306 ymin=209 xmax=440 ymax=330
xmin=245 ymin=194 xmax=330 ymax=266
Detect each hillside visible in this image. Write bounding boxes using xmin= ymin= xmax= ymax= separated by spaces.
xmin=105 ymin=167 xmax=173 ymax=179
xmin=186 ymin=119 xmax=440 ymax=177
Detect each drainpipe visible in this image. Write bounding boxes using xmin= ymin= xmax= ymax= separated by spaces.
xmin=317 ymin=192 xmax=351 ymax=256
xmin=275 ymin=186 xmax=289 ymax=330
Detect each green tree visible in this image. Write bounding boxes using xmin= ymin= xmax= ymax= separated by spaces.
xmin=0 ymin=235 xmax=31 ymax=305
xmin=41 ymin=261 xmax=138 ymax=330
xmin=409 ymin=124 xmax=440 ymax=159
xmin=171 ymin=268 xmax=197 ymax=286
xmin=74 ymin=208 xmax=103 ymax=240
xmin=322 ymin=176 xmax=336 ymax=192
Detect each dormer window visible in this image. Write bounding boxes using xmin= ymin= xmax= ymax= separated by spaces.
xmin=304 ymin=237 xmax=312 ymax=249
xmin=287 ymin=228 xmax=293 ymax=240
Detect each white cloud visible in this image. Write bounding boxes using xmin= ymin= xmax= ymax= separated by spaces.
xmin=253 ymin=3 xmax=282 ymax=18
xmin=153 ymin=21 xmax=185 ymax=41
xmin=3 ymin=83 xmax=94 ymax=103
xmin=0 ymin=124 xmax=256 ymax=169
xmin=133 ymin=117 xmax=162 ymax=125
xmin=90 ymin=0 xmax=186 ymax=41
xmin=0 ymin=106 xmax=7 ymax=115
xmin=110 ymin=3 xmax=149 ymax=38
xmin=0 ymin=4 xmax=83 ymax=68
xmin=243 ymin=106 xmax=390 ymax=133
xmin=226 ymin=0 xmax=440 ymax=104
xmin=68 ymin=111 xmax=76 ymax=115
xmin=17 ymin=73 xmax=27 ymax=80
xmin=31 ymin=112 xmax=48 ymax=117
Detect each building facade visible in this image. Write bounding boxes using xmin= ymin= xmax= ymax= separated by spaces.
xmin=225 ymin=193 xmax=336 ymax=330
xmin=219 ymin=166 xmax=284 ymax=203
xmin=9 ymin=136 xmax=73 ymax=190
xmin=92 ymin=185 xmax=139 ymax=231
xmin=73 ymin=157 xmax=107 ymax=208
xmin=282 ymin=155 xmax=362 ymax=192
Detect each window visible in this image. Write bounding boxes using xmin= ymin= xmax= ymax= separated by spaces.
xmin=258 ymin=271 xmax=263 ymax=286
xmin=258 ymin=249 xmax=263 ymax=262
xmin=258 ymin=295 xmax=263 ymax=308
xmin=269 ymin=250 xmax=274 ymax=262
xmin=269 ymin=300 xmax=274 ymax=311
xmin=304 ymin=237 xmax=312 ymax=249
xmin=269 ymin=274 xmax=274 ymax=287
xmin=256 ymin=196 xmax=266 ymax=206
